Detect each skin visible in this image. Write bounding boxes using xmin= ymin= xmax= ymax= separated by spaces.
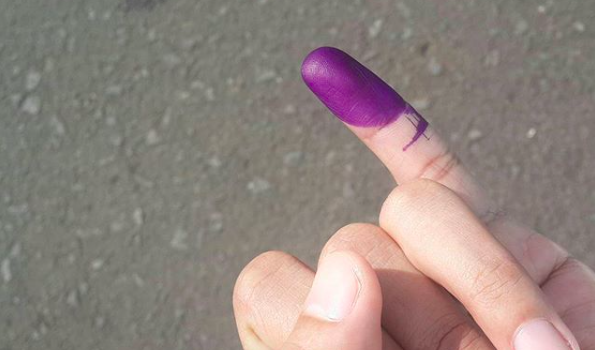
xmin=301 ymin=47 xmax=428 ymax=150
xmin=233 ymin=47 xmax=595 ymax=350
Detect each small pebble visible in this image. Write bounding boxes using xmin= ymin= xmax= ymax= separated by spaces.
xmin=171 ymin=229 xmax=188 ymax=250
xmin=176 ymin=90 xmax=190 ymax=100
xmin=91 ymin=259 xmax=104 ymax=270
xmin=132 ymin=274 xmax=145 ymax=287
xmin=283 ymin=104 xmax=297 ymax=114
xmin=147 ymin=29 xmax=157 ymax=41
xmin=21 ymin=96 xmax=41 ymax=115
xmin=162 ymin=53 xmax=181 ymax=68
xmin=105 ymin=116 xmax=117 ymax=126
xmin=484 ymin=50 xmax=500 ymax=67
xmin=109 ymin=135 xmax=123 ymax=147
xmin=511 ymin=164 xmax=522 ymax=178
xmin=468 ymin=129 xmax=484 ymax=141
xmin=283 ymin=151 xmax=303 ymax=166
xmin=428 ymin=57 xmax=443 ymax=76
xmin=205 ymin=88 xmax=215 ymax=101
xmin=180 ymin=37 xmax=199 ymax=50
xmin=396 ymin=2 xmax=411 ymax=17
xmin=105 ymin=85 xmax=123 ymax=96
xmin=10 ymin=243 xmax=21 ymax=258
xmin=514 ymin=20 xmax=529 ymax=35
xmin=573 ymin=21 xmax=585 ymax=33
xmin=8 ymin=204 xmax=28 ymax=215
xmin=256 ymin=70 xmax=277 ymax=83
xmin=368 ymin=19 xmax=384 ymax=38
xmin=207 ymin=156 xmax=222 ymax=169
xmin=209 ymin=213 xmax=224 ymax=233
xmin=247 ymin=178 xmax=271 ymax=194
xmin=25 ymin=70 xmax=42 ymax=91
xmin=94 ymin=316 xmax=105 ymax=329
xmin=44 ymin=58 xmax=55 ymax=72
xmin=526 ymin=128 xmax=537 ymax=139
xmin=411 ymin=98 xmax=431 ymax=111
xmin=146 ymin=129 xmax=160 ymax=145
xmin=66 ymin=289 xmax=79 ymax=308
xmin=1 ymin=258 xmax=11 ymax=283
xmin=50 ymin=116 xmax=66 ymax=136
xmin=39 ymin=322 xmax=48 ymax=335
xmin=78 ymin=282 xmax=89 ymax=295
xmin=110 ymin=221 xmax=124 ymax=233
xmin=161 ymin=108 xmax=172 ymax=126
xmin=132 ymin=208 xmax=144 ymax=226
xmin=401 ymin=27 xmax=413 ymax=40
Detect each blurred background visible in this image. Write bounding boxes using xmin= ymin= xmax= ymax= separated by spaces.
xmin=1 ymin=0 xmax=594 ymax=349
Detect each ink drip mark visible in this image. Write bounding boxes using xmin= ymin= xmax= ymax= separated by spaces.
xmin=402 ymin=104 xmax=429 ymax=151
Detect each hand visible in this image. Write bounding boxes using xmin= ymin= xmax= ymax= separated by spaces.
xmin=233 ymin=47 xmax=595 ymax=350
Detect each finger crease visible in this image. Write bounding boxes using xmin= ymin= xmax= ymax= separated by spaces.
xmin=415 ymin=149 xmax=460 ymax=182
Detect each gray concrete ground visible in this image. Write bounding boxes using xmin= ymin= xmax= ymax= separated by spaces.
xmin=1 ymin=0 xmax=594 ymax=349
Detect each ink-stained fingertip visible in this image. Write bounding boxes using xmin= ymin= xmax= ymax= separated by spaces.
xmin=301 ymin=47 xmax=429 ymax=151
xmin=301 ymin=47 xmax=407 ymax=128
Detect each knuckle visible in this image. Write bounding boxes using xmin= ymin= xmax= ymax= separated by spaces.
xmin=418 ymin=313 xmax=476 ymax=350
xmin=282 ymin=341 xmax=308 ymax=350
xmin=380 ymin=179 xmax=448 ymax=223
xmin=233 ymin=251 xmax=295 ymax=311
xmin=417 ymin=149 xmax=461 ymax=182
xmin=323 ymin=223 xmax=381 ymax=254
xmin=283 ymin=317 xmax=335 ymax=350
xmin=551 ymin=257 xmax=590 ymax=279
xmin=322 ymin=223 xmax=408 ymax=270
xmin=469 ymin=256 xmax=525 ymax=307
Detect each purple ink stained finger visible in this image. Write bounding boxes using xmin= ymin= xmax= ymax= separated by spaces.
xmin=301 ymin=47 xmax=405 ymax=127
xmin=301 ymin=47 xmax=428 ymax=150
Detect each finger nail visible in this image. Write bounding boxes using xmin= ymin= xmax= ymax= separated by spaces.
xmin=301 ymin=47 xmax=428 ymax=150
xmin=303 ymin=252 xmax=361 ymax=322
xmin=514 ymin=319 xmax=577 ymax=350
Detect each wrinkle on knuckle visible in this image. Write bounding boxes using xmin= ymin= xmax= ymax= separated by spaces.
xmin=333 ymin=223 xmax=378 ymax=243
xmin=234 ymin=251 xmax=294 ymax=311
xmin=282 ymin=341 xmax=307 ymax=350
xmin=456 ymin=330 xmax=488 ymax=350
xmin=468 ymin=257 xmax=524 ymax=307
xmin=324 ymin=223 xmax=384 ymax=256
xmin=573 ymin=323 xmax=595 ymax=350
xmin=416 ymin=149 xmax=461 ymax=183
xmin=380 ymin=179 xmax=447 ymax=225
xmin=549 ymin=257 xmax=590 ymax=281
xmin=417 ymin=313 xmax=473 ymax=350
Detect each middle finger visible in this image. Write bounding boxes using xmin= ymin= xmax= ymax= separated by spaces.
xmin=379 ymin=179 xmax=579 ymax=350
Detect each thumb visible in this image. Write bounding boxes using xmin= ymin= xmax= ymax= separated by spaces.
xmin=282 ymin=251 xmax=383 ymax=350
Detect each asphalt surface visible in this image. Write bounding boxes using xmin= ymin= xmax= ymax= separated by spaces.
xmin=1 ymin=0 xmax=594 ymax=349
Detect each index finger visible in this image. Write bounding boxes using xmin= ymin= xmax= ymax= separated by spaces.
xmin=301 ymin=47 xmax=494 ymax=218
xmin=300 ymin=47 xmax=573 ymax=288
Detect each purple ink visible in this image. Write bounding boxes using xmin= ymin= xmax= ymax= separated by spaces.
xmin=402 ymin=104 xmax=429 ymax=151
xmin=301 ymin=47 xmax=428 ymax=150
